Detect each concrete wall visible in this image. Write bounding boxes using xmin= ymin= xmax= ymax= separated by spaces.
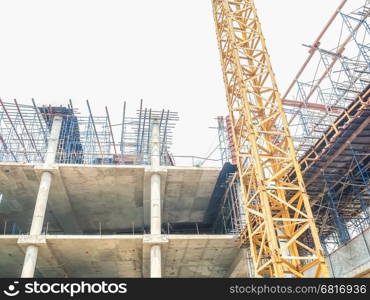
xmin=326 ymin=228 xmax=370 ymax=277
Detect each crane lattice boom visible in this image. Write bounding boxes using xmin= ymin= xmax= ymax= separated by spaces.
xmin=212 ymin=0 xmax=329 ymax=277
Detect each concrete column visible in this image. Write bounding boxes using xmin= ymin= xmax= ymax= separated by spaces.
xmin=21 ymin=245 xmax=38 ymax=278
xmin=150 ymin=173 xmax=161 ymax=235
xmin=45 ymin=116 xmax=62 ymax=165
xmin=150 ymin=119 xmax=162 ymax=278
xmin=29 ymin=172 xmax=52 ymax=235
xmin=21 ymin=116 xmax=62 ymax=278
xmin=151 ymin=119 xmax=160 ymax=168
xmin=150 ymin=245 xmax=162 ymax=278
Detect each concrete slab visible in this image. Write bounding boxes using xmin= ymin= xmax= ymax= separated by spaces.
xmin=0 ymin=234 xmax=239 ymax=278
xmin=0 ymin=164 xmax=220 ymax=234
xmin=161 ymin=235 xmax=239 ymax=278
xmin=0 ymin=236 xmax=24 ymax=277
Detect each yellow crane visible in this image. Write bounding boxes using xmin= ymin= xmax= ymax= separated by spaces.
xmin=211 ymin=0 xmax=329 ymax=277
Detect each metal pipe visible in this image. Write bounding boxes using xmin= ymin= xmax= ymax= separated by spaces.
xmin=139 ymin=108 xmax=147 ymax=153
xmin=147 ymin=109 xmax=152 ymax=154
xmin=120 ymin=101 xmax=126 ymax=156
xmin=0 ymin=134 xmax=17 ymax=161
xmin=86 ymin=100 xmax=104 ymax=161
xmin=288 ymin=9 xmax=370 ymax=125
xmin=282 ymin=0 xmax=348 ymax=100
xmin=105 ymin=106 xmax=117 ymax=155
xmin=306 ymin=117 xmax=370 ymax=186
xmin=31 ymin=98 xmax=48 ymax=143
xmin=14 ymin=99 xmax=43 ymax=161
xmin=0 ymin=98 xmax=29 ymax=162
xmin=136 ymin=99 xmax=143 ymax=153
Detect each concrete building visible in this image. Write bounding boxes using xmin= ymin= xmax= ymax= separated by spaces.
xmin=0 ymin=99 xmax=368 ymax=278
xmin=0 ymin=101 xmax=245 ymax=278
xmin=0 ymin=0 xmax=370 ymax=279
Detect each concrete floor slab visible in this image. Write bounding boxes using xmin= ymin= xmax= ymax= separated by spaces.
xmin=0 ymin=164 xmax=220 ymax=234
xmin=0 ymin=234 xmax=239 ymax=278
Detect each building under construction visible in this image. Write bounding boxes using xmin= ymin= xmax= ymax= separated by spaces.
xmin=0 ymin=0 xmax=369 ymax=278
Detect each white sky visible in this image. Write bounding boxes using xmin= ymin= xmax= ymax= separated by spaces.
xmin=0 ymin=0 xmax=358 ymax=164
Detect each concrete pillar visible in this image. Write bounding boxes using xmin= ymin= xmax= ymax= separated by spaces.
xmin=150 ymin=245 xmax=162 ymax=278
xmin=151 ymin=119 xmax=160 ymax=168
xmin=150 ymin=174 xmax=161 ymax=235
xmin=29 ymin=172 xmax=52 ymax=235
xmin=150 ymin=119 xmax=162 ymax=278
xmin=45 ymin=116 xmax=62 ymax=165
xmin=20 ymin=245 xmax=38 ymax=278
xmin=21 ymin=116 xmax=62 ymax=278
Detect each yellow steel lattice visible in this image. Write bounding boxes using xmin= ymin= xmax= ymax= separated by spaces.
xmin=212 ymin=0 xmax=329 ymax=277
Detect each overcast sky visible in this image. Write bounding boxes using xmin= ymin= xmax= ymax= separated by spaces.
xmin=0 ymin=0 xmax=361 ymax=165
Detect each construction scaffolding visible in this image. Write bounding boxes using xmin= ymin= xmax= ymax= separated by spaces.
xmin=0 ymin=99 xmax=178 ymax=166
xmin=282 ymin=0 xmax=370 ymax=253
xmin=284 ymin=0 xmax=370 ymax=158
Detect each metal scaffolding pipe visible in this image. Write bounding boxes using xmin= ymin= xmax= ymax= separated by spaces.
xmin=282 ymin=0 xmax=348 ymax=100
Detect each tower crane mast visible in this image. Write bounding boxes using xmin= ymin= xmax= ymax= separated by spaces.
xmin=211 ymin=0 xmax=329 ymax=277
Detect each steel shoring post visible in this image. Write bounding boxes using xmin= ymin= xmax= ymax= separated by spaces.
xmin=31 ymin=98 xmax=48 ymax=144
xmin=13 ymin=99 xmax=43 ymax=162
xmin=120 ymin=101 xmax=126 ymax=158
xmin=139 ymin=108 xmax=147 ymax=155
xmin=351 ymin=146 xmax=370 ymax=196
xmin=350 ymin=147 xmax=370 ymax=227
xmin=105 ymin=106 xmax=117 ymax=156
xmin=146 ymin=109 xmax=152 ymax=162
xmin=0 ymin=134 xmax=17 ymax=162
xmin=349 ymin=173 xmax=370 ymax=229
xmin=322 ymin=174 xmax=350 ymax=245
xmin=0 ymin=99 xmax=30 ymax=162
xmin=136 ymin=99 xmax=143 ymax=154
xmin=86 ymin=100 xmax=104 ymax=163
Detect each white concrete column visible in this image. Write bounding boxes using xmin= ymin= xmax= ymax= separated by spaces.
xmin=151 ymin=119 xmax=160 ymax=168
xmin=150 ymin=245 xmax=162 ymax=278
xmin=21 ymin=245 xmax=38 ymax=278
xmin=21 ymin=116 xmax=62 ymax=278
xmin=45 ymin=116 xmax=62 ymax=165
xmin=29 ymin=172 xmax=52 ymax=235
xmin=150 ymin=119 xmax=162 ymax=278
xmin=150 ymin=173 xmax=161 ymax=235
